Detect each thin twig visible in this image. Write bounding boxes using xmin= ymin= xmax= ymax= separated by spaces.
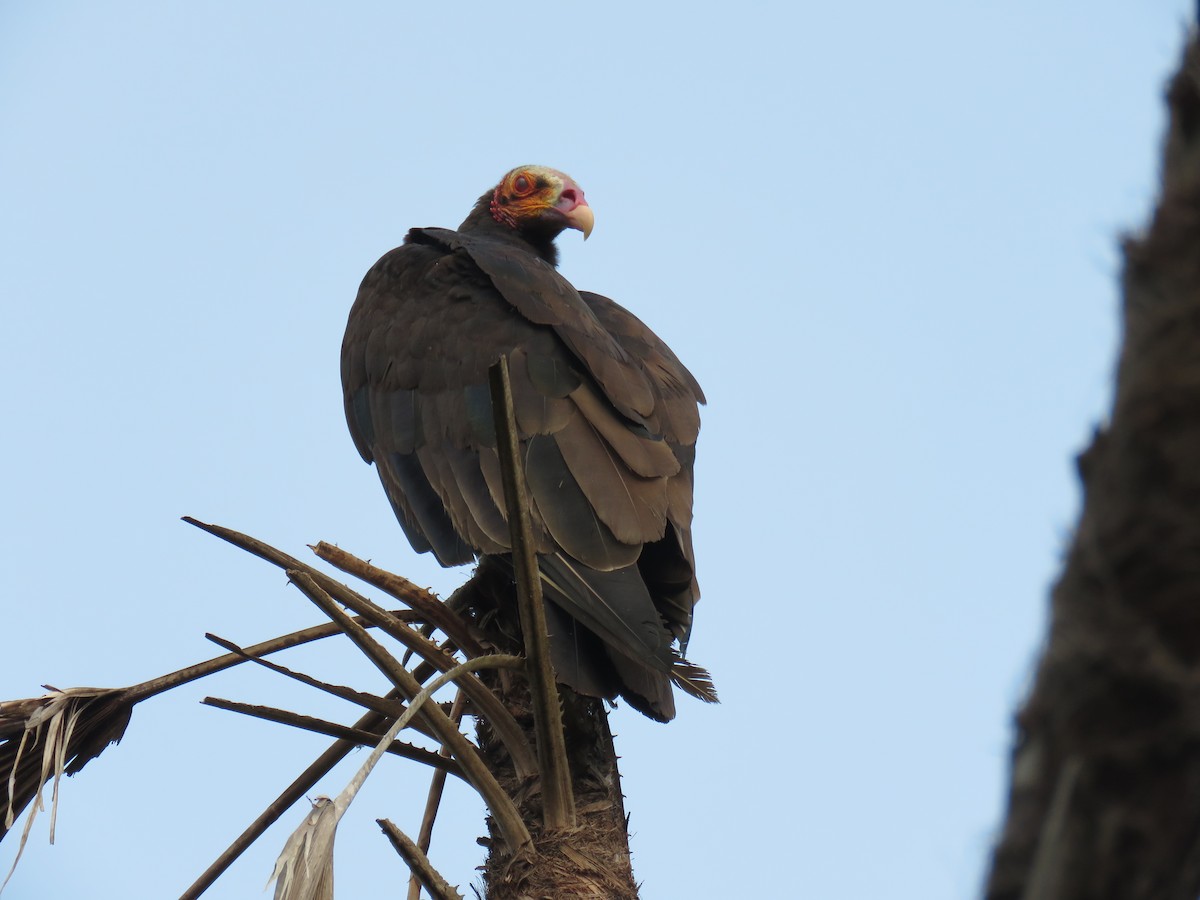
xmin=409 ymin=690 xmax=466 ymax=900
xmin=489 ymin=357 xmax=575 ymax=830
xmin=203 ymin=632 xmax=438 ymax=742
xmin=200 ymin=697 xmax=463 ymax=778
xmin=182 ymin=517 xmax=442 ymax=643
xmin=381 ymin=818 xmax=463 ymax=900
xmin=123 ymin=610 xmax=416 ymax=705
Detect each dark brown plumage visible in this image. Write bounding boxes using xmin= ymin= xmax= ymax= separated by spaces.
xmin=340 ymin=166 xmax=713 ymax=721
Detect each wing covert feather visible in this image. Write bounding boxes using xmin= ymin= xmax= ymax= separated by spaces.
xmin=552 ymin=413 xmax=668 ymax=545
xmin=525 ymin=435 xmax=640 ymax=570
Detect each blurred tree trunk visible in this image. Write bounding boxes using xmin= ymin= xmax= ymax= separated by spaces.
xmin=986 ymin=34 xmax=1200 ymax=900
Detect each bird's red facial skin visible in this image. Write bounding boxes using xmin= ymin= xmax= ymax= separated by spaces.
xmin=490 ymin=166 xmax=591 ymax=237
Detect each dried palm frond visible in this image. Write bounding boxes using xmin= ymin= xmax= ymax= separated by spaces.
xmin=0 ymin=602 xmax=417 ymax=898
xmin=489 ymin=357 xmax=575 ymax=832
xmin=1 ymin=687 xmax=132 ymax=890
xmin=310 ymin=541 xmax=481 ymax=655
xmin=183 ymin=517 xmax=483 ymax=659
xmin=268 ymin=797 xmax=337 ymax=900
xmin=409 ymin=691 xmax=467 ymax=900
xmin=380 ymin=818 xmax=463 ymax=900
xmin=183 ymin=521 xmax=536 ymax=778
xmin=0 ymin=606 xmax=416 ymax=858
xmin=266 ymin=656 xmax=522 ymax=900
xmin=201 ymin=698 xmax=463 ymax=777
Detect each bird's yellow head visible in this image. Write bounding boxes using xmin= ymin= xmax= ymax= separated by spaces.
xmin=489 ymin=165 xmax=594 ymax=239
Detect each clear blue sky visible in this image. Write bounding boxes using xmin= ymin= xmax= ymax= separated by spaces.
xmin=1 ymin=4 xmax=1194 ymax=898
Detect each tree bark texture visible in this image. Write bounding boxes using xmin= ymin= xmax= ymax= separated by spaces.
xmin=465 ymin=582 xmax=640 ymax=899
xmin=476 ymin=688 xmax=639 ymax=899
xmin=986 ymin=35 xmax=1200 ymax=900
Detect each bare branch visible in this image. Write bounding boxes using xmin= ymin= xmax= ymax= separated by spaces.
xmin=380 ymin=818 xmax=463 ymax=900
xmin=179 ymin=525 xmax=543 ymax=898
xmin=1 ymin=612 xmax=409 ymax=859
xmin=203 ymin=632 xmax=440 ymax=743
xmin=200 ymin=697 xmax=463 ymax=778
xmin=267 ymin=655 xmax=527 ymax=900
xmin=180 ymin=696 xmax=402 ymax=899
xmin=182 ymin=518 xmax=439 ymax=644
xmin=287 ymin=572 xmax=533 ymax=854
xmin=311 ymin=541 xmax=483 ymax=657
xmin=283 ymin=569 xmax=536 ymax=780
xmin=184 ymin=517 xmax=536 ymax=779
xmin=409 ymin=690 xmax=467 ymax=900
xmin=123 ymin=610 xmax=419 ymax=705
xmin=489 ymin=357 xmax=575 ymax=831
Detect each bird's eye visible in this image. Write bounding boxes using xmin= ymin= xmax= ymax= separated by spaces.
xmin=512 ymin=174 xmax=533 ymax=195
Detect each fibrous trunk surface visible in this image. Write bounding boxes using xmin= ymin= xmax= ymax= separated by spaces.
xmin=986 ymin=35 xmax=1200 ymax=900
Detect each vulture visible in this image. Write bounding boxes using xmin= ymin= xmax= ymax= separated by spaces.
xmin=340 ymin=165 xmax=713 ymax=721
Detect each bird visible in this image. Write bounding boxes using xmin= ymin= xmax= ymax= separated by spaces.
xmin=340 ymin=165 xmax=714 ymax=721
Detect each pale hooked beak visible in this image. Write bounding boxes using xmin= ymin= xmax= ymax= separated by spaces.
xmin=565 ymin=203 xmax=595 ymax=239
xmin=555 ymin=176 xmax=595 ymax=239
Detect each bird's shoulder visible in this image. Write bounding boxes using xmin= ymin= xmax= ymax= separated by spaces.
xmin=352 ymin=230 xmax=494 ymax=313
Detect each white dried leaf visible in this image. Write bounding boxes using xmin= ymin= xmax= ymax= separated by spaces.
xmin=268 ymin=796 xmax=337 ymax=900
xmin=264 ymin=658 xmax=488 ymax=900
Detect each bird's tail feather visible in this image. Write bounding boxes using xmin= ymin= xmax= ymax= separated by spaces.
xmin=538 ymin=553 xmax=673 ymax=672
xmin=670 ymin=654 xmax=719 ymax=704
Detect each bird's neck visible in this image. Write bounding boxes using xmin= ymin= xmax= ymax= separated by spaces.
xmin=458 ymin=194 xmax=560 ymax=267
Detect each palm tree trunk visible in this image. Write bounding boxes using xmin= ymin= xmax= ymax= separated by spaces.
xmin=986 ymin=34 xmax=1200 ymax=900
